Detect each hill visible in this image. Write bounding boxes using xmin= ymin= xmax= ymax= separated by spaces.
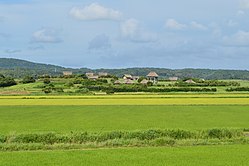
xmin=0 ymin=58 xmax=249 ymax=80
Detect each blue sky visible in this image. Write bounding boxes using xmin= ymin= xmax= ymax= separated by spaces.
xmin=0 ymin=0 xmax=249 ymax=69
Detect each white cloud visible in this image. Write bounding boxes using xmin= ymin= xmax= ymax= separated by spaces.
xmin=190 ymin=21 xmax=208 ymax=30
xmin=32 ymin=28 xmax=62 ymax=43
xmin=70 ymin=3 xmax=122 ymax=21
xmin=240 ymin=0 xmax=249 ymax=9
xmin=223 ymin=30 xmax=249 ymax=46
xmin=120 ymin=18 xmax=157 ymax=42
xmin=165 ymin=19 xmax=186 ymax=30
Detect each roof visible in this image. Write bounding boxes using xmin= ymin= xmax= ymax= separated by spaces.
xmin=125 ymin=79 xmax=134 ymax=84
xmin=185 ymin=79 xmax=196 ymax=83
xmin=140 ymin=79 xmax=149 ymax=84
xmin=114 ymin=80 xmax=121 ymax=84
xmin=98 ymin=72 xmax=108 ymax=76
xmin=88 ymin=76 xmax=99 ymax=79
xmin=123 ymin=74 xmax=132 ymax=78
xmin=86 ymin=72 xmax=94 ymax=76
xmin=169 ymin=77 xmax=178 ymax=81
xmin=147 ymin=72 xmax=159 ymax=77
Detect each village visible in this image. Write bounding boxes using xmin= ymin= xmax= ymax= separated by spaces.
xmin=61 ymin=70 xmax=203 ymax=86
xmin=63 ymin=71 xmax=184 ymax=84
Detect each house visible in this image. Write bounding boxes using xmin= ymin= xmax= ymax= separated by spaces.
xmin=125 ymin=79 xmax=134 ymax=84
xmin=86 ymin=73 xmax=94 ymax=77
xmin=132 ymin=76 xmax=140 ymax=81
xmin=140 ymin=79 xmax=149 ymax=85
xmin=123 ymin=74 xmax=132 ymax=80
xmin=185 ymin=79 xmax=196 ymax=84
xmin=88 ymin=75 xmax=99 ymax=80
xmin=169 ymin=77 xmax=178 ymax=81
xmin=147 ymin=72 xmax=159 ymax=83
xmin=114 ymin=80 xmax=122 ymax=84
xmin=98 ymin=72 xmax=108 ymax=77
xmin=63 ymin=71 xmax=73 ymax=76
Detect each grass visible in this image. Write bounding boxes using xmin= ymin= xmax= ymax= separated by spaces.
xmin=1 ymin=94 xmax=249 ymax=164
xmin=0 ymin=145 xmax=249 ymax=166
xmin=1 ymin=97 xmax=249 ymax=105
xmin=0 ymin=105 xmax=249 ymax=134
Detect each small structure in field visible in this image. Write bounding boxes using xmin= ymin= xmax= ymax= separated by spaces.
xmin=86 ymin=72 xmax=94 ymax=77
xmin=169 ymin=77 xmax=178 ymax=81
xmin=185 ymin=79 xmax=196 ymax=84
xmin=98 ymin=72 xmax=108 ymax=77
xmin=140 ymin=79 xmax=149 ymax=85
xmin=88 ymin=75 xmax=99 ymax=80
xmin=114 ymin=80 xmax=122 ymax=84
xmin=125 ymin=79 xmax=134 ymax=84
xmin=132 ymin=76 xmax=140 ymax=81
xmin=147 ymin=72 xmax=159 ymax=83
xmin=123 ymin=74 xmax=132 ymax=80
xmin=63 ymin=71 xmax=73 ymax=76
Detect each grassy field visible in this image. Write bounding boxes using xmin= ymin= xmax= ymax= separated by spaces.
xmin=0 ymin=105 xmax=249 ymax=134
xmin=1 ymin=94 xmax=249 ymax=165
xmin=0 ymin=145 xmax=249 ymax=166
xmin=1 ymin=97 xmax=249 ymax=105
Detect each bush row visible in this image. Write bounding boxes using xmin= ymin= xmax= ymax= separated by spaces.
xmin=226 ymin=87 xmax=249 ymax=92
xmin=0 ymin=129 xmax=243 ymax=145
xmin=174 ymin=80 xmax=240 ymax=87
xmin=85 ymin=85 xmax=217 ymax=93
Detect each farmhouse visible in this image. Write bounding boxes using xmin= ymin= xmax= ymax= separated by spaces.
xmin=147 ymin=72 xmax=159 ymax=83
xmin=125 ymin=79 xmax=134 ymax=84
xmin=63 ymin=71 xmax=73 ymax=76
xmin=123 ymin=74 xmax=132 ymax=80
xmin=88 ymin=75 xmax=99 ymax=80
xmin=140 ymin=79 xmax=149 ymax=85
xmin=132 ymin=76 xmax=140 ymax=81
xmin=169 ymin=77 xmax=178 ymax=81
xmin=98 ymin=72 xmax=108 ymax=77
xmin=114 ymin=80 xmax=122 ymax=84
xmin=185 ymin=79 xmax=196 ymax=84
xmin=86 ymin=73 xmax=94 ymax=77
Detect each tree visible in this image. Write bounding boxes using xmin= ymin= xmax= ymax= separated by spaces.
xmin=43 ymin=78 xmax=51 ymax=84
xmin=22 ymin=76 xmax=36 ymax=84
xmin=0 ymin=74 xmax=5 ymax=79
xmin=0 ymin=76 xmax=17 ymax=87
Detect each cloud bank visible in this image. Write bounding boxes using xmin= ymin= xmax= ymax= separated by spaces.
xmin=70 ymin=3 xmax=122 ymax=21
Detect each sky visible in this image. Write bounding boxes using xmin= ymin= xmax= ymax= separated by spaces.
xmin=0 ymin=0 xmax=249 ymax=69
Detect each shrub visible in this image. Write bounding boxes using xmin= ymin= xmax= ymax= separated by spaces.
xmin=43 ymin=78 xmax=51 ymax=84
xmin=22 ymin=76 xmax=36 ymax=84
xmin=75 ymin=88 xmax=89 ymax=93
xmin=0 ymin=77 xmax=17 ymax=87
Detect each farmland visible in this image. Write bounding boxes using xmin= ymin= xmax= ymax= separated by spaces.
xmin=0 ymin=94 xmax=249 ymax=165
xmin=0 ymin=105 xmax=249 ymax=133
xmin=0 ymin=145 xmax=249 ymax=166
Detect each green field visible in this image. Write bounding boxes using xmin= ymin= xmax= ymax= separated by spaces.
xmin=0 ymin=105 xmax=249 ymax=134
xmin=1 ymin=96 xmax=249 ymax=105
xmin=0 ymin=145 xmax=249 ymax=166
xmin=1 ymin=94 xmax=249 ymax=165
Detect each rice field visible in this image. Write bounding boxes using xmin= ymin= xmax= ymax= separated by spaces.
xmin=1 ymin=96 xmax=249 ymax=105
xmin=0 ymin=145 xmax=249 ymax=166
xmin=0 ymin=94 xmax=249 ymax=165
xmin=0 ymin=105 xmax=249 ymax=134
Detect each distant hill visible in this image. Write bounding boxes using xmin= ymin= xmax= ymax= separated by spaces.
xmin=0 ymin=58 xmax=249 ymax=80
